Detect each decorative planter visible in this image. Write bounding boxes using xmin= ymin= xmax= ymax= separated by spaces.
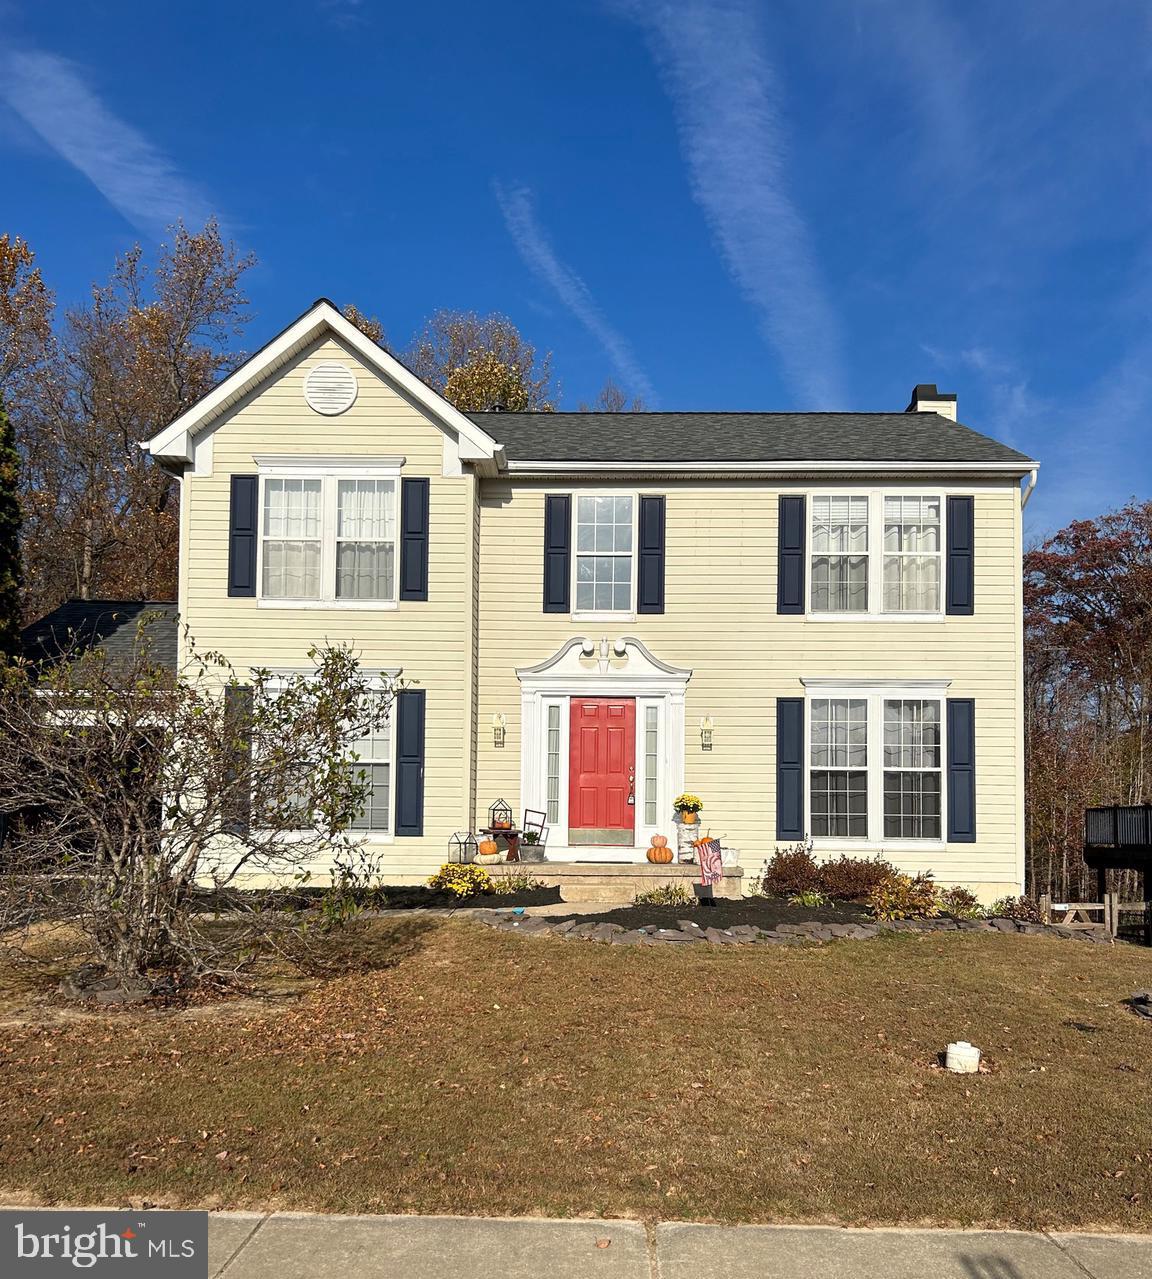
xmin=679 ymin=809 xmax=699 ymax=825
xmin=519 ymin=845 xmax=545 ymax=863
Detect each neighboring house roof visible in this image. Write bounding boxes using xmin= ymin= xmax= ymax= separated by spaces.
xmin=468 ymin=411 xmax=1037 ymax=468
xmin=142 ymin=299 xmax=503 ymax=469
xmin=20 ymin=601 xmax=178 ymax=672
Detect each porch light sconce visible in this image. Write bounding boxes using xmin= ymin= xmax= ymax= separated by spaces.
xmin=492 ymin=712 xmax=506 ymax=748
xmin=700 ymin=715 xmax=715 ymax=752
xmin=613 ymin=637 xmax=628 ymax=657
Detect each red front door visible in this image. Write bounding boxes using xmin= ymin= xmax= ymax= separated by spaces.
xmin=569 ymin=698 xmax=636 ymax=845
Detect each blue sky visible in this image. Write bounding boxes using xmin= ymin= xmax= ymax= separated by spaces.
xmin=0 ymin=0 xmax=1148 ymax=534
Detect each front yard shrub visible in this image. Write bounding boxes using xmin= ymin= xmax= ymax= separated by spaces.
xmin=490 ymin=874 xmax=548 ymax=896
xmin=989 ymin=894 xmax=1043 ymax=922
xmin=939 ymin=885 xmax=986 ymax=919
xmin=787 ymin=890 xmax=830 ymax=908
xmin=817 ymin=855 xmax=896 ymax=902
xmin=634 ymin=883 xmax=693 ymax=907
xmin=869 ymin=871 xmax=940 ymax=920
xmin=755 ymin=841 xmax=821 ymax=896
xmin=427 ymin=864 xmax=493 ymax=899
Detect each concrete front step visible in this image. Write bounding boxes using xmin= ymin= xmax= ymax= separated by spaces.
xmin=515 ymin=861 xmax=744 ymax=903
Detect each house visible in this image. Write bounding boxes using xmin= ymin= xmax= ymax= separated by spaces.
xmin=142 ymin=299 xmax=1038 ymax=901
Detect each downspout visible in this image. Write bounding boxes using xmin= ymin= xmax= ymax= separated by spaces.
xmin=1020 ymin=467 xmax=1038 ymax=510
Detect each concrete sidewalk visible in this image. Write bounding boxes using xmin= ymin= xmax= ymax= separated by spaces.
xmin=208 ymin=1212 xmax=1152 ymax=1278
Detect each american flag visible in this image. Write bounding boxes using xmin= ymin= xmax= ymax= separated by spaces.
xmin=696 ymin=839 xmax=723 ymax=885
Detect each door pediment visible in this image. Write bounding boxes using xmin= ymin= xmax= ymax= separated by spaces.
xmin=516 ymin=636 xmax=691 ymax=690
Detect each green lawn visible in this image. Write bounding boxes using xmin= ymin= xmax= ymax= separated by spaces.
xmin=1 ymin=918 xmax=1150 ymax=1229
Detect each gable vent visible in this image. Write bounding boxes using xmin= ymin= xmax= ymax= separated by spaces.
xmin=303 ymin=362 xmax=358 ymax=415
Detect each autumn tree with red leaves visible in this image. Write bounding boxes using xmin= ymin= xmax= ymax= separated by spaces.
xmin=1024 ymin=499 xmax=1152 ymax=899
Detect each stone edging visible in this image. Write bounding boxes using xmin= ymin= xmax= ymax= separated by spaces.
xmin=466 ymin=910 xmax=1117 ymax=948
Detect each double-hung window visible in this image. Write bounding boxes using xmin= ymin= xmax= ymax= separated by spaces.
xmin=809 ymin=493 xmax=943 ymax=616
xmin=348 ymin=690 xmax=393 ymax=834
xmin=258 ymin=464 xmax=399 ymax=606
xmin=806 ymin=687 xmax=946 ymax=844
xmin=574 ymin=494 xmax=634 ymax=614
xmin=882 ymin=699 xmax=942 ymax=839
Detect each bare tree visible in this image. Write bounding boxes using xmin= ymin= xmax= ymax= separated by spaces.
xmin=578 ymin=377 xmax=647 ymax=412
xmin=0 ymin=630 xmax=394 ymax=996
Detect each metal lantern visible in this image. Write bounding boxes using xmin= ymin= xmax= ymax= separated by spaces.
xmin=488 ymin=798 xmax=513 ymax=830
xmin=448 ymin=831 xmax=477 ymax=864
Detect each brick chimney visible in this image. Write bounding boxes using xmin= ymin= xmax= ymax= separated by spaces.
xmin=905 ymin=383 xmax=957 ymax=421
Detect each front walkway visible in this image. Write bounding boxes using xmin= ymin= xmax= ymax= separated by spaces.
xmin=208 ymin=1212 xmax=1151 ymax=1278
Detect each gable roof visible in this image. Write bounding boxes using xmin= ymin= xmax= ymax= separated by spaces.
xmin=21 ymin=601 xmax=178 ymax=672
xmin=468 ymin=410 xmax=1036 ymax=470
xmin=142 ymin=299 xmax=502 ymax=467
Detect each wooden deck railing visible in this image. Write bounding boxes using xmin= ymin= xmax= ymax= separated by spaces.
xmin=1084 ymin=804 xmax=1152 ymax=850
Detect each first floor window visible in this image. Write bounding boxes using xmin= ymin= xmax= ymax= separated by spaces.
xmin=882 ymin=699 xmax=941 ymax=838
xmin=349 ymin=693 xmax=392 ymax=833
xmin=575 ymin=494 xmax=634 ymax=612
xmin=808 ymin=692 xmax=945 ymax=842
xmin=809 ymin=698 xmax=868 ymax=836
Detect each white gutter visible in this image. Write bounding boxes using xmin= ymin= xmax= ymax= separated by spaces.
xmin=505 ymin=459 xmax=1037 ymax=476
xmin=1020 ymin=467 xmax=1039 ymax=509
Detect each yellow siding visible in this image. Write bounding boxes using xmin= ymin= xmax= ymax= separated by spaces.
xmin=474 ymin=479 xmax=1024 ymax=898
xmin=179 ymin=333 xmax=1025 ymax=898
xmin=180 ymin=335 xmax=474 ymax=881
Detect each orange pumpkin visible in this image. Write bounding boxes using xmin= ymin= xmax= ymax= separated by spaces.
xmin=647 ymin=845 xmax=674 ymax=864
xmin=478 ymin=838 xmax=499 ymax=856
xmin=649 ymin=834 xmax=668 ymax=848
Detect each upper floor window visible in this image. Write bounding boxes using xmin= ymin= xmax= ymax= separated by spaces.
xmin=575 ymin=494 xmax=634 ymax=614
xmin=810 ymin=492 xmax=942 ymax=615
xmin=259 ymin=470 xmax=398 ymax=606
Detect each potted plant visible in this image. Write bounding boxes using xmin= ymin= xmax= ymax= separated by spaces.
xmin=674 ymin=793 xmax=704 ymax=825
xmin=520 ymin=830 xmax=545 ymax=863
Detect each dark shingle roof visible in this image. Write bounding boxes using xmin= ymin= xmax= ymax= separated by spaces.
xmin=467 ymin=411 xmax=1035 ymax=466
xmin=21 ymin=601 xmax=178 ymax=672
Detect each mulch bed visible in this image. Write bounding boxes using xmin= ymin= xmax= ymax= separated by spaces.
xmin=381 ymin=884 xmax=563 ymax=910
xmin=553 ymin=896 xmax=872 ymax=932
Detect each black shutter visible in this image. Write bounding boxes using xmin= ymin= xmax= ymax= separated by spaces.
xmin=947 ymin=698 xmax=976 ymax=843
xmin=946 ymin=496 xmax=974 ymax=615
xmin=637 ymin=495 xmax=666 ymax=614
xmin=777 ymin=495 xmax=806 ymax=614
xmin=394 ymin=688 xmax=426 ymax=837
xmin=776 ymin=697 xmax=805 ymax=840
xmin=399 ymin=477 xmax=430 ymax=601
xmin=543 ymin=495 xmax=571 ymax=613
xmin=223 ymin=684 xmax=253 ymax=835
xmin=228 ymin=475 xmax=258 ymax=598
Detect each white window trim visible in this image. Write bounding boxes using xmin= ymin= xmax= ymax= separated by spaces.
xmin=801 ymin=679 xmax=951 ymax=851
xmin=806 ymin=488 xmax=945 ymax=621
xmin=255 ymin=458 xmax=404 ymax=610
xmin=261 ymin=668 xmax=399 ymax=843
xmin=567 ymin=489 xmax=640 ymax=622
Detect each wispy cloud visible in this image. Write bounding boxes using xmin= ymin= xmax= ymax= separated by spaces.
xmin=612 ymin=0 xmax=844 ymax=408
xmin=0 ymin=47 xmax=213 ymax=235
xmin=494 ymin=181 xmax=657 ymax=405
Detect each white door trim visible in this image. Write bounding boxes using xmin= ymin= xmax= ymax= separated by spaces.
xmin=517 ymin=637 xmax=691 ymax=862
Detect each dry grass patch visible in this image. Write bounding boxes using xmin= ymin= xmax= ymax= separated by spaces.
xmin=0 ymin=918 xmax=1150 ymax=1229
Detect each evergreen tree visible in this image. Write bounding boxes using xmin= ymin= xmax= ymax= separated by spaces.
xmin=0 ymin=395 xmax=21 ymax=658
